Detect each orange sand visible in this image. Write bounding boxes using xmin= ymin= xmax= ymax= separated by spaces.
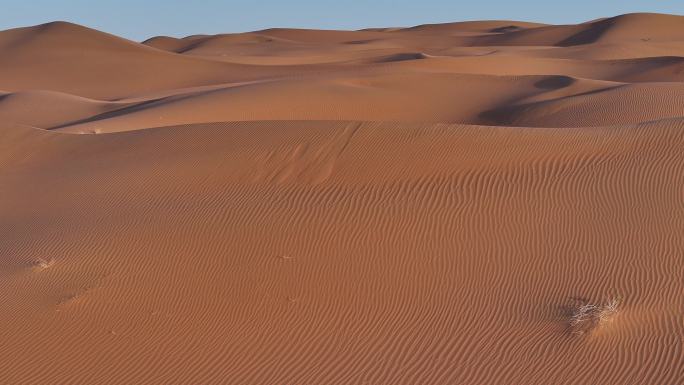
xmin=1 ymin=13 xmax=684 ymax=384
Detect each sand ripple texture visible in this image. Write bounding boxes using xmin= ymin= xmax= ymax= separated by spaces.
xmin=1 ymin=120 xmax=684 ymax=384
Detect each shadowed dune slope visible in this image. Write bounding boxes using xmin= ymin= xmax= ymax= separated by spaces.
xmin=482 ymin=82 xmax=684 ymax=127
xmin=2 ymin=120 xmax=684 ymax=384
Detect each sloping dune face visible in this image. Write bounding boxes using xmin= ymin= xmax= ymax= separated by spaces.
xmin=1 ymin=12 xmax=684 ymax=385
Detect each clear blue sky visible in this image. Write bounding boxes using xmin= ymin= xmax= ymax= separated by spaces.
xmin=2 ymin=0 xmax=683 ymax=41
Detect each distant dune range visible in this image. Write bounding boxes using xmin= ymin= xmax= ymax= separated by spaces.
xmin=1 ymin=13 xmax=684 ymax=384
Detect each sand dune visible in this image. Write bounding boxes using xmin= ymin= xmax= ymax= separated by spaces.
xmin=3 ymin=120 xmax=684 ymax=384
xmin=51 ymin=74 xmax=618 ymax=132
xmin=0 ymin=90 xmax=128 ymax=129
xmin=0 ymin=22 xmax=298 ymax=99
xmin=473 ymin=13 xmax=684 ymax=46
xmin=483 ymin=82 xmax=684 ymax=127
xmin=1 ymin=12 xmax=684 ymax=384
xmin=399 ymin=20 xmax=548 ymax=34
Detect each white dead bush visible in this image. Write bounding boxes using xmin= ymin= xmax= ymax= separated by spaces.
xmin=569 ymin=297 xmax=620 ymax=334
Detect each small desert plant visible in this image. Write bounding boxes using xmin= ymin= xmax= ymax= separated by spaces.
xmin=32 ymin=257 xmax=55 ymax=270
xmin=569 ymin=297 xmax=621 ymax=334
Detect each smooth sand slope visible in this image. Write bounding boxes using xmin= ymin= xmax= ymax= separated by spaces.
xmin=1 ymin=12 xmax=684 ymax=384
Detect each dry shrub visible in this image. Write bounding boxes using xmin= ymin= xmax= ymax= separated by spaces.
xmin=569 ymin=297 xmax=620 ymax=334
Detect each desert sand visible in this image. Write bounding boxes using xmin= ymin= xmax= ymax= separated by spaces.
xmin=1 ymin=13 xmax=684 ymax=384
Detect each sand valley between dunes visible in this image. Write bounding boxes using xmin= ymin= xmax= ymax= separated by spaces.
xmin=1 ymin=12 xmax=684 ymax=384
